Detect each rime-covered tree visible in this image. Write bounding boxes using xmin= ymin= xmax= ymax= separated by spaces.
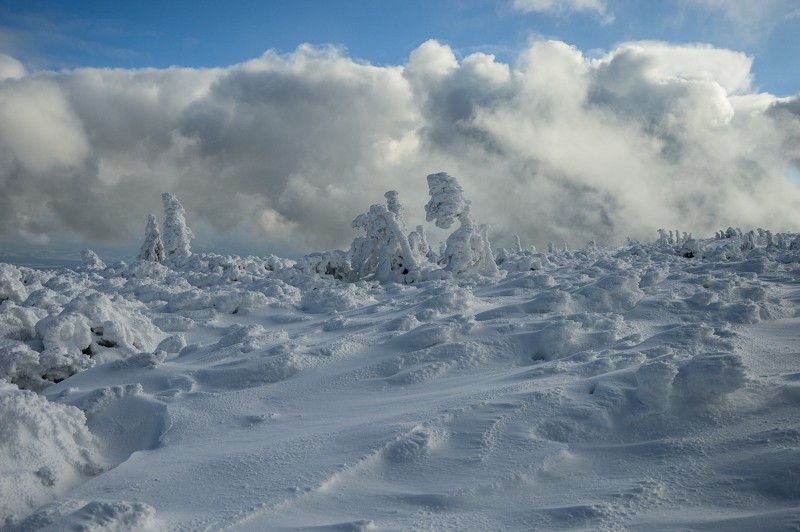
xmin=349 ymin=191 xmax=419 ymax=283
xmin=138 ymin=214 xmax=165 ymax=262
xmin=424 ymin=172 xmax=498 ymax=276
xmin=408 ymin=224 xmax=432 ymax=263
xmin=162 ymin=193 xmax=193 ymax=260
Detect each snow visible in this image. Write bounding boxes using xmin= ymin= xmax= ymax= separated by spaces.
xmin=1 ymin=230 xmax=800 ymax=530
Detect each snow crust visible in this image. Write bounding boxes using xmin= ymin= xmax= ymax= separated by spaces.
xmin=1 ymin=229 xmax=800 ymax=530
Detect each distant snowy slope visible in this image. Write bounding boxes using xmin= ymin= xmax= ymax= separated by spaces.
xmin=2 ymin=231 xmax=800 ymax=530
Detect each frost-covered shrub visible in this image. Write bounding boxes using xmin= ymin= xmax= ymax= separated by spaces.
xmin=300 ymin=285 xmax=375 ymax=314
xmin=295 ymin=251 xmax=351 ymax=281
xmin=26 ymin=290 xmax=164 ymax=384
xmin=0 ymin=302 xmax=46 ymax=341
xmin=162 ymin=193 xmax=194 ymax=260
xmin=35 ymin=313 xmax=95 ymax=356
xmin=495 ymin=250 xmax=548 ymax=272
xmin=138 ymin=214 xmax=165 ymax=263
xmin=681 ymin=239 xmax=704 ymax=258
xmin=1 ymin=288 xmax=166 ymax=389
xmin=80 ymin=249 xmax=106 ymax=270
xmin=209 ymin=289 xmax=270 ymax=315
xmin=0 ymin=264 xmax=27 ymax=304
xmin=425 ymin=172 xmax=498 ymax=276
xmin=349 ymin=191 xmax=420 ymax=283
xmin=1 ymin=336 xmax=96 ymax=391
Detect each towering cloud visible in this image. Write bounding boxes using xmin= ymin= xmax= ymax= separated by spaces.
xmin=0 ymin=40 xmax=799 ymax=256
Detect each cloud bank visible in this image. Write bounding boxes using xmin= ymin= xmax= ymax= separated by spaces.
xmin=0 ymin=41 xmax=799 ymax=256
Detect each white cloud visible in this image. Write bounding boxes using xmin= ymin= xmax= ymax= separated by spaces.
xmin=0 ymin=54 xmax=25 ymax=81
xmin=686 ymin=0 xmax=799 ymax=47
xmin=512 ymin=0 xmax=614 ymax=24
xmin=0 ymin=39 xmax=799 ymax=256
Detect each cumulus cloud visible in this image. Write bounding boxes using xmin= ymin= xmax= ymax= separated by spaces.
xmin=0 ymin=39 xmax=799 ymax=256
xmin=512 ymin=0 xmax=614 ymax=24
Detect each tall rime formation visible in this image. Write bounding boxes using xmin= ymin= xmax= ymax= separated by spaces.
xmin=424 ymin=172 xmax=498 ymax=276
xmin=349 ymin=190 xmax=420 ymax=283
xmin=138 ymin=214 xmax=165 ymax=263
xmin=161 ymin=193 xmax=193 ymax=260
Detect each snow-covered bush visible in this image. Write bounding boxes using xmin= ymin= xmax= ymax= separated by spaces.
xmin=80 ymin=249 xmax=106 ymax=270
xmin=4 ymin=289 xmax=165 ymax=390
xmin=681 ymin=238 xmax=704 ymax=258
xmin=0 ymin=264 xmax=27 ymax=304
xmin=424 ymin=172 xmax=498 ymax=276
xmin=138 ymin=214 xmax=165 ymax=263
xmin=294 ymin=251 xmax=351 ymax=281
xmin=162 ymin=193 xmax=193 ymax=260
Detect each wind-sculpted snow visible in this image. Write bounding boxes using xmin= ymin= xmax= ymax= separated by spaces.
xmin=0 ymin=382 xmax=104 ymax=528
xmin=1 ymin=231 xmax=800 ymax=529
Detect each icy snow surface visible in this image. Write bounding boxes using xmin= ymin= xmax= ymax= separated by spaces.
xmin=2 ymin=233 xmax=800 ymax=530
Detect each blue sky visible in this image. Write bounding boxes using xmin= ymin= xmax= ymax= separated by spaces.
xmin=1 ymin=0 xmax=799 ymax=96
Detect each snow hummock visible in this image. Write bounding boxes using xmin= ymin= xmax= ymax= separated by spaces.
xmin=1 ymin=228 xmax=800 ymax=530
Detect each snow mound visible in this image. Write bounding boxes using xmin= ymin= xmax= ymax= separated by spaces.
xmin=0 ymin=382 xmax=103 ymax=529
xmin=381 ymin=425 xmax=448 ymax=465
xmin=672 ymin=352 xmax=748 ymax=406
xmin=16 ymin=499 xmax=157 ymax=532
xmin=301 ymin=285 xmax=375 ymax=314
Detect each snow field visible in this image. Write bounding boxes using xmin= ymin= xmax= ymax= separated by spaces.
xmin=1 ymin=231 xmax=799 ymax=529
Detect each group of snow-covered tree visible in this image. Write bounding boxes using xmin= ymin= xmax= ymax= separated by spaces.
xmin=138 ymin=193 xmax=194 ymax=263
xmin=347 ymin=172 xmax=498 ymax=283
xmin=139 ymin=173 xmax=499 ymax=283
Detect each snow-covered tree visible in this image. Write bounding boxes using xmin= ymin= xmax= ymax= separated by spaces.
xmin=408 ymin=224 xmax=432 ymax=263
xmin=513 ymin=235 xmax=523 ymax=253
xmin=162 ymin=193 xmax=194 ymax=260
xmin=349 ymin=191 xmax=420 ymax=283
xmin=424 ymin=172 xmax=499 ymax=276
xmin=138 ymin=214 xmax=165 ymax=263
